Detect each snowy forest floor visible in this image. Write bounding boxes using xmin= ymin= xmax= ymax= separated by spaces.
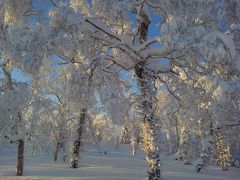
xmin=0 ymin=144 xmax=239 ymax=180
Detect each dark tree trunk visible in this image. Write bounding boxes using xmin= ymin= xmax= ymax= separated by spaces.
xmin=16 ymin=139 xmax=24 ymax=176
xmin=53 ymin=142 xmax=61 ymax=161
xmin=175 ymin=113 xmax=180 ymax=151
xmin=196 ymin=115 xmax=214 ymax=172
xmin=134 ymin=3 xmax=161 ymax=179
xmin=120 ymin=125 xmax=131 ymax=144
xmin=3 ymin=60 xmax=25 ymax=176
xmin=136 ymin=65 xmax=161 ymax=180
xmin=70 ymin=108 xmax=86 ymax=168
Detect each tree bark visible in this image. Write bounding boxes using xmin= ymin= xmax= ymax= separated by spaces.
xmin=70 ymin=108 xmax=86 ymax=168
xmin=53 ymin=142 xmax=61 ymax=161
xmin=136 ymin=65 xmax=161 ymax=180
xmin=166 ymin=130 xmax=173 ymax=154
xmin=3 ymin=61 xmax=25 ymax=176
xmin=16 ymin=139 xmax=24 ymax=176
xmin=134 ymin=3 xmax=161 ymax=179
xmin=175 ymin=114 xmax=180 ymax=151
xmin=131 ymin=124 xmax=140 ymax=156
xmin=89 ymin=119 xmax=102 ymax=153
xmin=196 ymin=118 xmax=214 ymax=172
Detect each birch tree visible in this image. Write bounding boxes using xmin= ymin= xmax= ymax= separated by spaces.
xmin=1 ymin=0 xmax=240 ymax=179
xmin=47 ymin=0 xmax=239 ymax=179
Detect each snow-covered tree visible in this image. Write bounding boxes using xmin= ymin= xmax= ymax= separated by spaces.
xmin=0 ymin=0 xmax=240 ymax=179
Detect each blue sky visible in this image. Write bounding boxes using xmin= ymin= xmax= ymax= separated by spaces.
xmin=128 ymin=9 xmax=162 ymax=40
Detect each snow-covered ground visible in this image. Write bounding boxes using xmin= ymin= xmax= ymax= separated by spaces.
xmin=0 ymin=144 xmax=239 ymax=180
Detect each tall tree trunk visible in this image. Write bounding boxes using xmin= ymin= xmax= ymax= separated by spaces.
xmin=115 ymin=136 xmax=120 ymax=150
xmin=196 ymin=116 xmax=214 ymax=172
xmin=16 ymin=139 xmax=24 ymax=176
xmin=215 ymin=129 xmax=231 ymax=171
xmin=134 ymin=3 xmax=161 ymax=179
xmin=131 ymin=124 xmax=140 ymax=156
xmin=3 ymin=62 xmax=25 ymax=176
xmin=89 ymin=119 xmax=102 ymax=153
xmin=136 ymin=65 xmax=161 ymax=180
xmin=70 ymin=108 xmax=86 ymax=168
xmin=175 ymin=113 xmax=180 ymax=151
xmin=62 ymin=142 xmax=67 ymax=162
xmin=166 ymin=129 xmax=173 ymax=154
xmin=53 ymin=142 xmax=61 ymax=161
xmin=131 ymin=137 xmax=139 ymax=155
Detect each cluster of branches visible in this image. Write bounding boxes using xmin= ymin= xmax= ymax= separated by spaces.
xmin=0 ymin=0 xmax=240 ymax=179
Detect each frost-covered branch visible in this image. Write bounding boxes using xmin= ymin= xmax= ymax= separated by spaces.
xmin=159 ymin=77 xmax=181 ymax=102
xmin=85 ymin=19 xmax=121 ymax=41
xmin=136 ymin=37 xmax=161 ymax=51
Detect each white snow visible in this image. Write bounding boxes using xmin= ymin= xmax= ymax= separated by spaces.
xmin=0 ymin=144 xmax=239 ymax=180
xmin=215 ymin=31 xmax=236 ymax=60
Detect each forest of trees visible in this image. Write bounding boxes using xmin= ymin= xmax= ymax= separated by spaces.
xmin=0 ymin=0 xmax=240 ymax=180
